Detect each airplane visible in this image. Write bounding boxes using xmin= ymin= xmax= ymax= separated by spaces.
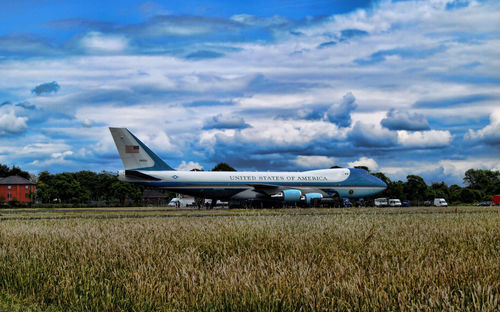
xmin=109 ymin=127 xmax=386 ymax=208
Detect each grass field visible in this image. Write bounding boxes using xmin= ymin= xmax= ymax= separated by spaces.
xmin=0 ymin=207 xmax=499 ymax=311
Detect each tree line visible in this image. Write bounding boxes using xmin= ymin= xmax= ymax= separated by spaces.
xmin=0 ymin=163 xmax=498 ymax=207
xmin=368 ymin=168 xmax=499 ymax=204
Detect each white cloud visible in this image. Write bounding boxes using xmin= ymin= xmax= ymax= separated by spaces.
xmin=30 ymin=150 xmax=74 ymax=167
xmin=81 ymin=118 xmax=94 ymax=127
xmin=397 ymin=130 xmax=453 ymax=148
xmin=348 ymin=122 xmax=398 ymax=147
xmin=381 ymin=109 xmax=430 ymax=131
xmin=293 ymin=156 xmax=336 ymax=169
xmin=0 ymin=109 xmax=28 ymax=135
xmin=380 ymin=157 xmax=500 ymax=185
xmin=201 ymin=119 xmax=345 ymax=149
xmin=80 ymin=32 xmax=129 ymax=53
xmin=176 ymin=160 xmax=203 ymax=171
xmin=230 ymin=14 xmax=289 ymax=27
xmin=326 ymin=92 xmax=357 ymax=127
xmin=22 ymin=144 xmax=74 ymax=168
xmin=203 ymin=113 xmax=249 ymax=129
xmin=147 ymin=131 xmax=176 ymax=153
xmin=0 ymin=0 xmax=498 ymax=186
xmin=19 ymin=143 xmax=72 ymax=157
xmin=438 ymin=157 xmax=500 ymax=178
xmin=465 ymin=110 xmax=500 ymax=145
xmin=51 ymin=150 xmax=73 ymax=159
xmin=348 ymin=157 xmax=379 ymax=171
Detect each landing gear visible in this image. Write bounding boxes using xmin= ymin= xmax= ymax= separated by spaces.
xmin=209 ymin=199 xmax=217 ymax=209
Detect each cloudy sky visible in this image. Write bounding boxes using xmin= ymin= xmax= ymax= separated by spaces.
xmin=0 ymin=0 xmax=499 ymax=185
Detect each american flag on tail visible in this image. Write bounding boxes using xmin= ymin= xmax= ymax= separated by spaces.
xmin=125 ymin=145 xmax=140 ymax=153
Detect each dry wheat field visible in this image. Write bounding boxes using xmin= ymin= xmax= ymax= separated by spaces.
xmin=0 ymin=208 xmax=499 ymax=311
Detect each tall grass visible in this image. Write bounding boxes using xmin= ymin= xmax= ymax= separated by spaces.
xmin=0 ymin=210 xmax=499 ymax=311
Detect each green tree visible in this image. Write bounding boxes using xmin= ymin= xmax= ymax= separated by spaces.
xmin=111 ymin=181 xmax=142 ymax=205
xmin=463 ymin=169 xmax=500 ymax=195
xmin=36 ymin=170 xmax=142 ymax=206
xmin=51 ymin=173 xmax=83 ymax=203
xmin=457 ymin=188 xmax=481 ymax=204
xmin=0 ymin=164 xmax=31 ymax=180
xmin=38 ymin=171 xmax=52 ymax=184
xmin=431 ymin=182 xmax=449 ymax=199
xmin=96 ymin=171 xmax=119 ymax=201
xmin=212 ymin=163 xmax=236 ymax=171
xmin=35 ymin=181 xmax=51 ymax=203
xmin=0 ymin=164 xmax=9 ymax=177
xmin=74 ymin=171 xmax=99 ymax=201
xmin=388 ymin=181 xmax=406 ymax=200
xmin=405 ymin=175 xmax=428 ymax=203
xmin=448 ymin=184 xmax=463 ymax=204
xmin=36 ymin=171 xmax=55 ymax=203
xmin=9 ymin=166 xmax=31 ymax=180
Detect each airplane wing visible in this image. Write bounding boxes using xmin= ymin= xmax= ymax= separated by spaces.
xmin=125 ymin=170 xmax=161 ymax=181
xmin=248 ymin=183 xmax=328 ymax=197
xmin=247 ymin=183 xmax=283 ymax=195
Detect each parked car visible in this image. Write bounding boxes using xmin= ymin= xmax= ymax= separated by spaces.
xmin=424 ymin=200 xmax=432 ymax=206
xmin=434 ymin=198 xmax=448 ymax=207
xmin=477 ymin=201 xmax=492 ymax=206
xmin=401 ymin=201 xmax=410 ymax=207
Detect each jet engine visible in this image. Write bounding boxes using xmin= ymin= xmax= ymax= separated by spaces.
xmin=304 ymin=193 xmax=323 ymax=204
xmin=271 ymin=189 xmax=302 ymax=202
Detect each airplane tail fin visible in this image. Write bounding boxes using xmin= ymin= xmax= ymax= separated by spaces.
xmin=109 ymin=127 xmax=174 ymax=171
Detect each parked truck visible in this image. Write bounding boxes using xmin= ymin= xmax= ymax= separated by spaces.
xmin=493 ymin=195 xmax=500 ymax=206
xmin=434 ymin=198 xmax=448 ymax=207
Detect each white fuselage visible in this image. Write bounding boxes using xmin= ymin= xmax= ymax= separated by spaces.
xmin=119 ymin=168 xmax=386 ymax=199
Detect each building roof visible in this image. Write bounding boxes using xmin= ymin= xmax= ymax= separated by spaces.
xmin=0 ymin=175 xmax=36 ymax=185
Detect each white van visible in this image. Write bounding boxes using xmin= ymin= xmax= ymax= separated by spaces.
xmin=433 ymin=198 xmax=448 ymax=207
xmin=388 ymin=199 xmax=402 ymax=207
xmin=167 ymin=197 xmax=196 ymax=207
xmin=374 ymin=198 xmax=388 ymax=207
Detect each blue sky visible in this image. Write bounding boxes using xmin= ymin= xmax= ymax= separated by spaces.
xmin=0 ymin=0 xmax=499 ymax=185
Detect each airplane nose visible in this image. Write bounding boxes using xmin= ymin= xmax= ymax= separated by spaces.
xmin=347 ymin=168 xmax=387 ymax=190
xmin=371 ymin=174 xmax=387 ymax=189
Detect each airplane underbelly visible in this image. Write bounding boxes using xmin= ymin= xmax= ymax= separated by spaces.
xmin=231 ymin=189 xmax=266 ymax=200
xmin=166 ymin=187 xmax=247 ymax=199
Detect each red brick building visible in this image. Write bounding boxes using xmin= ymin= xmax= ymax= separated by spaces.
xmin=0 ymin=176 xmax=36 ymax=203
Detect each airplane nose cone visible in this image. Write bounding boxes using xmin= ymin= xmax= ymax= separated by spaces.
xmin=371 ymin=174 xmax=387 ymax=189
xmin=347 ymin=168 xmax=386 ymax=189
